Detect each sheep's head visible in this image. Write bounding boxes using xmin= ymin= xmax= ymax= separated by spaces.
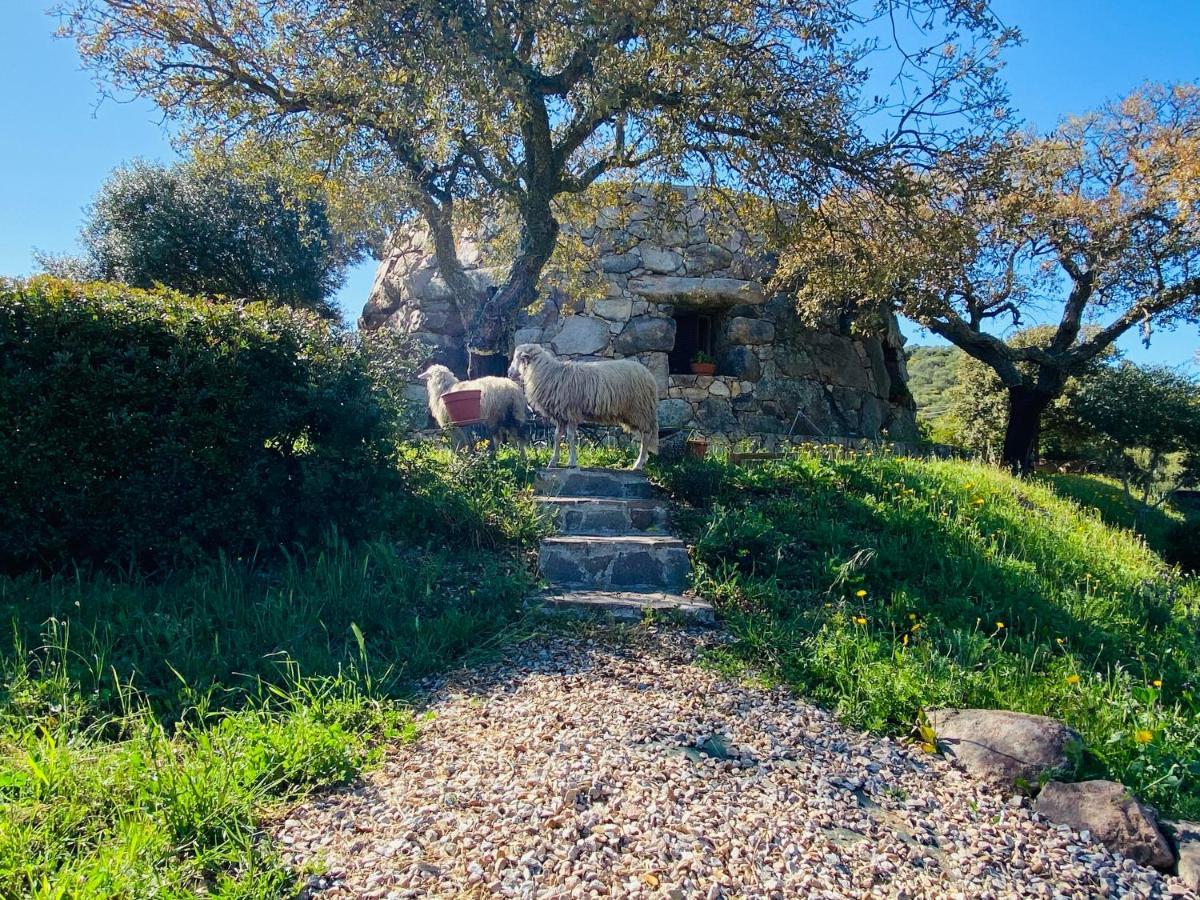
xmin=417 ymin=364 xmax=456 ymax=395
xmin=509 ymin=343 xmax=549 ymax=382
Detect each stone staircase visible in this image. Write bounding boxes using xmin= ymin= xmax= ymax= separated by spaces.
xmin=533 ymin=468 xmax=714 ymax=624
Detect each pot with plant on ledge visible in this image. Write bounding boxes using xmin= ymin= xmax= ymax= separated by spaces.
xmin=690 ymin=350 xmax=716 ymax=376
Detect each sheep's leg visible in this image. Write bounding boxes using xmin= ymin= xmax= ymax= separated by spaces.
xmin=566 ymin=423 xmax=579 ymax=468
xmin=548 ymin=423 xmax=564 ymax=467
xmin=633 ymin=432 xmax=649 ymax=470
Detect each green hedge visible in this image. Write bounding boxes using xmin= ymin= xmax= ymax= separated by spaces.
xmin=0 ymin=277 xmax=403 ymax=572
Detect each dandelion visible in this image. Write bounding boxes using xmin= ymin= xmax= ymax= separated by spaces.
xmin=902 ymin=634 xmax=910 ymax=646
xmin=1134 ymin=729 xmax=1154 ymax=745
xmin=1065 ymin=674 xmax=1080 ymax=685
xmin=1055 ymin=637 xmax=1065 ymax=645
xmin=908 ymin=613 xmax=918 ymax=620
xmin=854 ymin=616 xmax=867 ymax=625
xmin=855 ymin=589 xmax=867 ymax=598
xmin=973 ymin=497 xmax=986 ymax=506
xmin=1153 ymin=679 xmax=1163 ymax=688
xmin=995 ymin=621 xmax=1005 ymax=630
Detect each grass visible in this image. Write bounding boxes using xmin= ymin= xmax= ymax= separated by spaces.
xmin=1040 ymin=472 xmax=1186 ymax=556
xmin=0 ymin=446 xmax=547 ymax=897
xmin=656 ymin=449 xmax=1200 ymax=818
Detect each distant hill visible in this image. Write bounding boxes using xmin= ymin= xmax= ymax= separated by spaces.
xmin=906 ymin=345 xmax=962 ymax=422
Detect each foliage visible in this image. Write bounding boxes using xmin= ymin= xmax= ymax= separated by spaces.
xmin=1070 ymin=363 xmax=1200 ymax=503
xmin=38 ymin=159 xmax=358 ymax=315
xmin=905 ymin=346 xmax=959 ymax=425
xmin=0 ymin=277 xmax=408 ymax=574
xmin=0 ymin=451 xmax=542 ymax=896
xmin=656 ymin=450 xmax=1200 ymax=818
xmin=59 ymin=0 xmax=1015 ymax=365
xmin=779 ymin=83 xmax=1200 ymax=471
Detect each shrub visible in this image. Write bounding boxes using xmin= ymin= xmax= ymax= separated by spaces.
xmin=0 ymin=277 xmax=404 ymax=573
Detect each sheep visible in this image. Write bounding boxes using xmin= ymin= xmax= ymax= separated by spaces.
xmin=416 ymin=364 xmax=527 ymax=451
xmin=508 ymin=343 xmax=658 ymax=470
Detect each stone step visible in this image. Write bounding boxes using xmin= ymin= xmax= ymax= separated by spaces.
xmin=535 ymin=590 xmax=715 ymax=625
xmin=534 ymin=467 xmax=655 ymax=499
xmin=539 ymin=535 xmax=690 ymax=592
xmin=537 ymin=497 xmax=670 ymax=535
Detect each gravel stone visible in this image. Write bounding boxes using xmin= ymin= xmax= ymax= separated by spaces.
xmin=275 ymin=630 xmax=1172 ymax=898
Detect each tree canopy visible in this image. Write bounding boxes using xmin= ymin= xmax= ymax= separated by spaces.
xmin=780 ymin=82 xmax=1200 ymax=471
xmin=39 ymin=159 xmax=357 ymax=314
xmin=59 ymin=0 xmax=1014 ymax=373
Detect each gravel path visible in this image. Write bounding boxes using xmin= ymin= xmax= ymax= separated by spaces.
xmin=276 ymin=628 xmax=1189 ymax=899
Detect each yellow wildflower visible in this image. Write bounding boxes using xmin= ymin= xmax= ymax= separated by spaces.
xmin=1134 ymin=729 xmax=1154 ymax=745
xmin=1153 ymin=679 xmax=1163 ymax=688
xmin=854 ymin=616 xmax=867 ymax=626
xmin=973 ymin=497 xmax=985 ymax=506
xmin=901 ymin=634 xmax=909 ymax=646
xmin=855 ymin=589 xmax=867 ymax=598
xmin=995 ymin=621 xmax=1005 ymax=630
xmin=1065 ymin=674 xmax=1080 ymax=685
xmin=908 ymin=613 xmax=918 ymax=620
xmin=1055 ymin=637 xmax=1065 ymax=645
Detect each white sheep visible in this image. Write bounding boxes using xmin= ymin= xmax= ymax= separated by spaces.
xmin=417 ymin=364 xmax=527 ymax=451
xmin=507 ymin=343 xmax=658 ymax=470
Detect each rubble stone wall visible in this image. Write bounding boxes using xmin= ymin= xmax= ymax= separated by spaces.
xmin=362 ymin=188 xmax=917 ymax=441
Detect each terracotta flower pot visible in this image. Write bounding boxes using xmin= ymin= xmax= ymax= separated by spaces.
xmin=686 ymin=439 xmax=709 ymax=459
xmin=441 ymin=388 xmax=483 ymax=425
xmin=690 ymin=362 xmax=717 ymax=376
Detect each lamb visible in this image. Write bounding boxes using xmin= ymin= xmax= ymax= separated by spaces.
xmin=508 ymin=343 xmax=658 ymax=470
xmin=417 ymin=364 xmax=527 ymax=451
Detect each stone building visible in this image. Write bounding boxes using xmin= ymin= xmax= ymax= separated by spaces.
xmin=361 ymin=187 xmax=917 ymax=444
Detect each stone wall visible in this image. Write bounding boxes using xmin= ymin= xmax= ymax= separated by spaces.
xmin=362 ymin=187 xmax=917 ymax=442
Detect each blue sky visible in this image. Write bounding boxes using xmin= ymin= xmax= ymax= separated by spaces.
xmin=1 ymin=1 xmax=1197 ymax=367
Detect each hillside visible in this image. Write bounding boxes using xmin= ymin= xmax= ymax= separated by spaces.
xmin=906 ymin=345 xmax=961 ymax=423
xmin=658 ymin=450 xmax=1200 ymax=819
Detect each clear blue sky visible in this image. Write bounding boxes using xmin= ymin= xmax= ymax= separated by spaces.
xmin=1 ymin=1 xmax=1197 ymax=367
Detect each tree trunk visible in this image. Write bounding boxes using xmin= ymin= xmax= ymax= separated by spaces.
xmin=462 ymin=208 xmax=559 ymax=379
xmin=1001 ymin=386 xmax=1054 ymax=476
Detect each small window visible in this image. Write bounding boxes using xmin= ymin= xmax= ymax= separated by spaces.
xmin=669 ymin=312 xmax=715 ymax=374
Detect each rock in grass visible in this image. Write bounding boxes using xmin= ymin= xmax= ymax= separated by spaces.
xmin=1170 ymin=821 xmax=1200 ymax=889
xmin=1036 ymin=780 xmax=1176 ymax=871
xmin=925 ymin=708 xmax=1081 ymax=791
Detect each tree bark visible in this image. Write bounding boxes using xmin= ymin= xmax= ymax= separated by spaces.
xmin=462 ymin=206 xmax=560 ymax=379
xmin=1001 ymin=386 xmax=1054 ymax=476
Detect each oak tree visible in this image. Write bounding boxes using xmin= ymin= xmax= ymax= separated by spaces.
xmin=60 ymin=0 xmax=1012 ymax=374
xmin=782 ymin=83 xmax=1200 ymax=473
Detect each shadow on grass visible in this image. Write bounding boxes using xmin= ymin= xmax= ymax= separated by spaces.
xmin=656 ymin=452 xmax=1200 ymax=818
xmin=1041 ymin=472 xmax=1182 ymax=557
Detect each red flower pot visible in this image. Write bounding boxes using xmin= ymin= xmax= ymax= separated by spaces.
xmin=686 ymin=439 xmax=709 ymax=459
xmin=441 ymin=388 xmax=483 ymax=425
xmin=690 ymin=362 xmax=717 ymax=376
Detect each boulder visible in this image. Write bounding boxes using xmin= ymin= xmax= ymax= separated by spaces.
xmin=592 ymin=297 xmax=634 ymax=321
xmin=599 ymin=252 xmax=640 ymax=274
xmin=639 ymin=245 xmax=683 ymax=274
xmin=723 ymin=346 xmax=761 ymax=381
xmin=614 ymin=316 xmax=676 ymax=354
xmin=552 ymin=315 xmax=610 ymax=356
xmin=684 ymin=243 xmax=734 ymax=275
xmin=728 ymin=316 xmax=776 ymax=345
xmin=1036 ymin=780 xmax=1176 ymax=871
xmin=1173 ymin=821 xmax=1200 ymax=890
xmin=657 ymin=398 xmax=694 ymax=429
xmin=695 ymin=397 xmax=737 ymax=433
xmin=926 ymin=708 xmax=1082 ymax=791
xmin=628 ymin=275 xmax=765 ymax=305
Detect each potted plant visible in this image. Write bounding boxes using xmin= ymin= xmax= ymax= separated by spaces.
xmin=685 ymin=430 xmax=709 ymax=458
xmin=690 ymin=350 xmax=717 ymax=376
xmin=440 ymin=387 xmax=483 ymax=424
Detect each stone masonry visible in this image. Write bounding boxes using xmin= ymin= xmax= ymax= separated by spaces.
xmin=362 ymin=186 xmax=918 ymax=443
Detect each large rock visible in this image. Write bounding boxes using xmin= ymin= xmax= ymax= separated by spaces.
xmin=684 ymin=243 xmax=734 ymax=275
xmin=657 ymin=398 xmax=693 ymax=429
xmin=640 ymin=245 xmax=683 ymax=274
xmin=614 ymin=316 xmax=676 ymax=354
xmin=695 ymin=397 xmax=737 ymax=433
xmin=592 ymin=297 xmax=633 ymax=321
xmin=723 ymin=346 xmax=761 ymax=381
xmin=1035 ymin=780 xmax=1176 ymax=871
xmin=599 ymin=252 xmax=640 ymax=274
xmin=628 ymin=275 xmax=765 ymax=305
xmin=728 ymin=316 xmax=776 ymax=345
xmin=1173 ymin=821 xmax=1200 ymax=890
xmin=551 ymin=315 xmax=610 ymax=356
xmin=926 ymin=709 xmax=1082 ymax=791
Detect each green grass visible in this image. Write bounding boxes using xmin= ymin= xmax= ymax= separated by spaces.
xmin=657 ymin=449 xmax=1200 ymax=818
xmin=0 ymin=447 xmax=546 ymax=897
xmin=1041 ymin=472 xmax=1186 ymax=554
